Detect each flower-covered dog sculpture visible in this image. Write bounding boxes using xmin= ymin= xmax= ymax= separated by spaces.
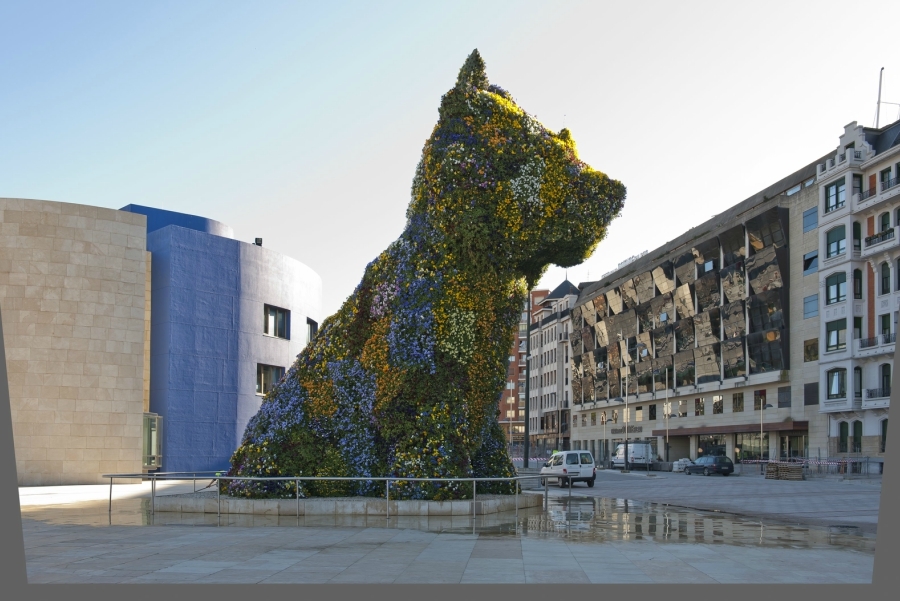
xmin=225 ymin=50 xmax=626 ymax=500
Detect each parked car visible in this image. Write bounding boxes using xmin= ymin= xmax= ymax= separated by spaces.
xmin=684 ymin=455 xmax=734 ymax=476
xmin=540 ymin=451 xmax=596 ymax=487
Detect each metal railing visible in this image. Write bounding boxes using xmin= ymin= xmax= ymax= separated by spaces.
xmin=101 ymin=471 xmax=546 ymax=521
xmin=883 ymin=177 xmax=898 ymax=192
xmin=865 ymin=387 xmax=891 ymax=399
xmin=859 ymin=336 xmax=879 ymax=349
xmin=865 ymin=228 xmax=895 ymax=247
xmin=884 ymin=332 xmax=896 ymax=344
xmin=861 ymin=187 xmax=878 ymax=201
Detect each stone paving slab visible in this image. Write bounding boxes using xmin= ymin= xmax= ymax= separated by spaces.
xmin=20 ymin=517 xmax=875 ymax=584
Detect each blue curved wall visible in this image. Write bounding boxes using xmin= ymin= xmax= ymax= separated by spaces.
xmin=121 ymin=205 xmax=322 ymax=473
xmin=121 ymin=204 xmax=235 ymax=239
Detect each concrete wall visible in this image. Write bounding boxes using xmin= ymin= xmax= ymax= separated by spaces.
xmin=145 ymin=224 xmax=321 ymax=473
xmin=0 ymin=198 xmax=148 ymax=485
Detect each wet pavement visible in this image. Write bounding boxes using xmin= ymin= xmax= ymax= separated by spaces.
xmin=20 ymin=490 xmax=876 ymax=584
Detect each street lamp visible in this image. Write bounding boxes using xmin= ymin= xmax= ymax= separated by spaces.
xmin=760 ymin=400 xmax=773 ymax=473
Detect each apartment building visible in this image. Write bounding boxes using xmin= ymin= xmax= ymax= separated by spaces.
xmin=815 ymin=120 xmax=899 ymax=461
xmin=500 ymin=290 xmax=544 ymax=450
xmin=527 ymin=280 xmax=578 ymax=456
xmin=566 ymin=152 xmax=830 ymax=467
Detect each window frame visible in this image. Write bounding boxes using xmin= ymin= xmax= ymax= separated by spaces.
xmin=803 ymin=250 xmax=818 ymax=275
xmin=825 ymin=318 xmax=847 ymax=351
xmin=263 ymin=304 xmax=290 ymax=339
xmin=825 ymin=272 xmax=846 ymax=305
xmin=802 ymin=207 xmax=817 ymax=232
xmin=826 ymin=368 xmax=847 ymax=400
xmin=826 ymin=226 xmax=846 ymax=258
xmin=881 ymin=262 xmax=891 ymax=295
xmin=256 ymin=363 xmax=286 ymax=396
xmin=803 ymin=294 xmax=819 ymax=318
xmin=824 ymin=177 xmax=846 ymax=212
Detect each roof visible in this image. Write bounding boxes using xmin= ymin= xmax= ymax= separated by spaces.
xmin=540 ymin=279 xmax=580 ymax=302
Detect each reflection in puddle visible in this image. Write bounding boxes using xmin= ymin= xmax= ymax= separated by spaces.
xmin=20 ymin=494 xmax=876 ymax=554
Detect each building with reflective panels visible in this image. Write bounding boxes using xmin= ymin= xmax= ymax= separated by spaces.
xmin=568 ymin=153 xmax=830 ymax=467
xmin=815 ymin=119 xmax=899 ymax=464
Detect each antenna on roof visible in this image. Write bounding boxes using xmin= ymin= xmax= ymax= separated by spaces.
xmin=876 ymin=67 xmax=884 ymax=128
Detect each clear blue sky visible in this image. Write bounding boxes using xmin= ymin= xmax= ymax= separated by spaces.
xmin=3 ymin=0 xmax=899 ymax=318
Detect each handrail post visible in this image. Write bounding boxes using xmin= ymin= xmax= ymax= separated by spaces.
xmin=514 ymin=477 xmax=518 ymax=519
xmin=473 ymin=479 xmax=476 ymax=519
xmin=151 ymin=473 xmax=155 ymax=514
xmin=386 ymin=479 xmax=389 ymax=519
xmin=296 ymin=478 xmax=300 ymax=520
xmin=217 ymin=477 xmax=221 ymax=519
xmin=109 ymin=476 xmax=113 ymax=514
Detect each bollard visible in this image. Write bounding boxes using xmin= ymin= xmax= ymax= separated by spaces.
xmin=473 ymin=480 xmax=476 ymax=519
xmin=109 ymin=477 xmax=113 ymax=514
xmin=543 ymin=476 xmax=548 ymax=511
xmin=386 ymin=480 xmax=390 ymax=519
xmin=515 ymin=479 xmax=518 ymax=519
xmin=151 ymin=474 xmax=156 ymax=514
xmin=296 ymin=478 xmax=300 ymax=520
xmin=217 ymin=478 xmax=220 ymax=519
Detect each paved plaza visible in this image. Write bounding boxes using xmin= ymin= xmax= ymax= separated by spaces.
xmin=18 ymin=469 xmax=882 ymax=585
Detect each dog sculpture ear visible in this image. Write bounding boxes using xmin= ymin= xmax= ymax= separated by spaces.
xmin=455 ymin=49 xmax=489 ymax=91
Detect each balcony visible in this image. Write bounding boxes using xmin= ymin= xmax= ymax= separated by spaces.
xmin=855 ymin=330 xmax=896 ymax=357
xmin=854 ymin=175 xmax=900 ymax=212
xmin=818 ymin=150 xmax=865 ymax=176
xmin=863 ymin=386 xmax=891 ymax=410
xmin=821 ymin=393 xmax=862 ymax=413
xmin=861 ymin=227 xmax=898 ymax=258
xmin=865 ymin=387 xmax=890 ymax=399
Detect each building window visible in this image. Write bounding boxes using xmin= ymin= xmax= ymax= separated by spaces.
xmin=802 ymin=207 xmax=818 ymax=232
xmin=881 ymin=262 xmax=891 ymax=295
xmin=839 ymin=422 xmax=848 ymax=453
xmin=787 ymin=183 xmax=801 ymax=196
xmin=854 ymin=366 xmax=862 ymax=398
xmin=882 ymin=167 xmax=893 ymax=190
xmin=854 ymin=317 xmax=862 ymax=340
xmin=827 ymin=368 xmax=847 ymax=400
xmin=648 ymin=404 xmax=657 ymax=421
xmin=264 ymin=305 xmax=289 ymax=339
xmin=825 ymin=178 xmax=846 ymax=212
xmin=881 ymin=363 xmax=892 ymax=392
xmin=826 ymin=319 xmax=847 ymax=351
xmin=880 ymin=212 xmax=891 ymax=232
xmin=777 ymin=386 xmax=791 ymax=408
xmin=678 ymin=399 xmax=688 ymax=417
xmin=804 ymin=382 xmax=819 ymax=406
xmin=853 ymin=221 xmax=862 ymax=251
xmin=852 ymin=420 xmax=862 ymax=452
xmin=854 ymin=269 xmax=863 ymax=299
xmin=732 ymin=393 xmax=744 ymax=412
xmin=803 ymin=339 xmax=818 ymax=362
xmin=694 ymin=398 xmax=704 ymax=416
xmin=753 ymin=390 xmax=766 ymax=411
xmin=307 ymin=318 xmax=318 ymax=342
xmin=826 ymin=226 xmax=846 ymax=258
xmin=803 ymin=294 xmax=819 ymax=317
xmin=803 ymin=250 xmax=818 ymax=275
xmin=591 ymin=412 xmax=597 ymax=426
xmin=882 ymin=419 xmax=889 ymax=453
xmin=825 ymin=273 xmax=846 ymax=304
xmin=142 ymin=413 xmax=163 ymax=469
xmin=881 ymin=314 xmax=891 ymax=337
xmin=635 ymin=406 xmax=643 ymax=422
xmin=712 ymin=395 xmax=723 ymax=414
xmin=257 ymin=364 xmax=285 ymax=395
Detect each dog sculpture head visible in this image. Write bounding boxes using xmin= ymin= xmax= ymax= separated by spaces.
xmin=408 ymin=49 xmax=626 ymax=286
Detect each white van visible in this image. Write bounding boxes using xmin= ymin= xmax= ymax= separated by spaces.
xmin=539 ymin=451 xmax=596 ymax=487
xmin=611 ymin=442 xmax=655 ymax=469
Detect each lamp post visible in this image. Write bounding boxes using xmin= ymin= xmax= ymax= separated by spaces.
xmin=760 ymin=400 xmax=773 ymax=474
xmin=601 ymin=412 xmax=607 ymax=466
xmin=664 ymin=367 xmax=669 ymax=462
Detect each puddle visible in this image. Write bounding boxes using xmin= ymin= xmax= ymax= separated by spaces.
xmin=20 ymin=494 xmax=876 ymax=554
